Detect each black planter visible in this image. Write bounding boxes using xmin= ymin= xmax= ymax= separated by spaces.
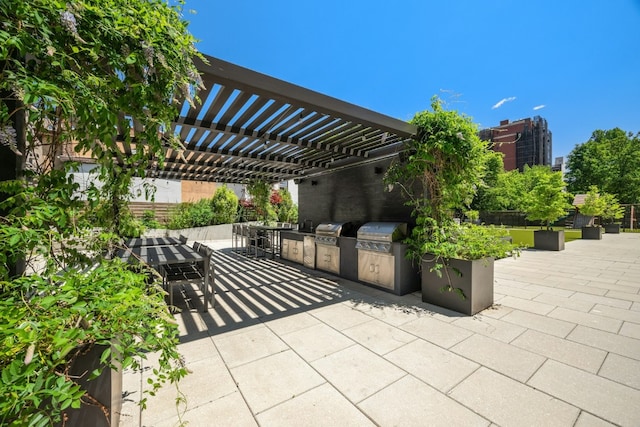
xmin=533 ymin=230 xmax=565 ymax=251
xmin=62 ymin=344 xmax=122 ymax=427
xmin=604 ymin=224 xmax=621 ymax=234
xmin=582 ymin=226 xmax=603 ymax=240
xmin=421 ymin=256 xmax=494 ymax=315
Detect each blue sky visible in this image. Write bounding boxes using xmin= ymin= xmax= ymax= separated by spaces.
xmin=183 ymin=1 xmax=640 ymax=160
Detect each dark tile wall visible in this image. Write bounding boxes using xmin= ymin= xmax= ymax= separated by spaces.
xmin=297 ymin=158 xmax=415 ymax=229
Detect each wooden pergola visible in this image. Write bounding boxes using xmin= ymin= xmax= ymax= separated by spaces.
xmin=128 ymin=54 xmax=418 ymax=184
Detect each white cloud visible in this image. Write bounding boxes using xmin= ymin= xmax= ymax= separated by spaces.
xmin=533 ymin=104 xmax=546 ymax=110
xmin=491 ymin=97 xmax=516 ymax=109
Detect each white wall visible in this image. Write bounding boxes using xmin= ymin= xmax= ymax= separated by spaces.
xmin=70 ymin=165 xmax=181 ymax=202
xmin=69 ymin=166 xmax=298 ymax=205
xmin=130 ymin=178 xmax=181 ymax=202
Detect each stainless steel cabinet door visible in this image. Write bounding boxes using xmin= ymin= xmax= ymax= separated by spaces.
xmin=357 ymin=251 xmax=395 ymax=290
xmin=315 ymin=244 xmax=340 ymax=274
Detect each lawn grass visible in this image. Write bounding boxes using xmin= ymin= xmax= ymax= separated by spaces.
xmin=507 ymin=227 xmax=582 ymax=247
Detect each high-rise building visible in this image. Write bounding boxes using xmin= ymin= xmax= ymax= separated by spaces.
xmin=551 ymin=156 xmax=565 ymax=174
xmin=479 ymin=116 xmax=552 ymax=171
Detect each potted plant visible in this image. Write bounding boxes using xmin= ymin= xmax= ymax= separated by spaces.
xmin=521 ymin=166 xmax=573 ymax=251
xmin=601 ymin=193 xmax=625 ymax=233
xmin=578 ymin=186 xmax=605 ymax=239
xmin=418 ymin=222 xmax=517 ymax=315
xmin=385 ymin=96 xmax=520 ymax=315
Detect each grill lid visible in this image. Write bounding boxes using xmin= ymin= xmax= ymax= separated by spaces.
xmin=315 ymin=222 xmax=350 ymax=237
xmin=356 ymin=222 xmax=407 ymax=243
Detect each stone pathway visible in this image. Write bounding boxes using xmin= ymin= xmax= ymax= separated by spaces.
xmin=121 ymin=232 xmax=640 ymax=426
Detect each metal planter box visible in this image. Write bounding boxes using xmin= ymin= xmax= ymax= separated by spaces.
xmin=582 ymin=226 xmax=603 ymax=240
xmin=421 ymin=256 xmax=494 ymax=316
xmin=62 ymin=343 xmax=122 ymax=427
xmin=604 ymin=224 xmax=621 ymax=234
xmin=533 ymin=230 xmax=565 ymax=251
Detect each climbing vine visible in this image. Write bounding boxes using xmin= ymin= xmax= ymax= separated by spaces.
xmin=0 ymin=0 xmax=203 ymax=424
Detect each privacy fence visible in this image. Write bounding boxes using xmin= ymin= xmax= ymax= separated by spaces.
xmin=479 ymin=204 xmax=640 ymax=230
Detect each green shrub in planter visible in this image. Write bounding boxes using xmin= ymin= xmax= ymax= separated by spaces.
xmin=168 ymin=199 xmax=214 ymax=229
xmin=0 ymin=260 xmax=186 ymax=425
xmin=417 ymin=221 xmax=519 ymax=313
xmin=0 ymin=0 xmax=202 ymax=423
xmin=520 ymin=166 xmax=573 ymax=250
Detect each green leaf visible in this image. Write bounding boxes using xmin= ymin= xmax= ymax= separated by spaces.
xmin=9 ymin=233 xmax=20 ymax=246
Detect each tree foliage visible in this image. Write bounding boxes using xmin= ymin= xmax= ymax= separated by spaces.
xmin=601 ymin=193 xmax=624 ymax=224
xmin=1 ymin=0 xmax=203 ymax=231
xmin=247 ymin=180 xmax=277 ymax=223
xmin=578 ymin=185 xmax=606 ymax=226
xmin=565 ymin=128 xmax=640 ymax=203
xmin=273 ymin=188 xmax=297 ymax=223
xmin=521 ymin=166 xmax=573 ymax=229
xmin=211 ymin=185 xmax=239 ymax=225
xmin=385 ymin=96 xmax=489 ymax=226
xmin=471 ymin=149 xmax=505 ymax=211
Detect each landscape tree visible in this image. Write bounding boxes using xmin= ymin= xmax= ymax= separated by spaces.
xmin=247 ymin=180 xmax=276 ymax=223
xmin=273 ymin=187 xmax=298 ymax=223
xmin=494 ymin=169 xmax=528 ymax=211
xmin=601 ymin=192 xmax=625 ymax=225
xmin=577 ymin=185 xmax=606 ymax=227
xmin=565 ymin=128 xmax=640 ymax=203
xmin=470 ymin=149 xmax=505 ymax=211
xmin=522 ymin=166 xmax=573 ymax=229
xmin=211 ymin=185 xmax=239 ymax=224
xmin=0 ymin=0 xmax=202 ymax=423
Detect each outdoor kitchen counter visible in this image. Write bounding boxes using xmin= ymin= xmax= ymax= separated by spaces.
xmin=280 ymin=230 xmax=316 ymax=267
xmin=280 ymin=230 xmax=420 ymax=296
xmin=280 ymin=230 xmax=315 ymax=241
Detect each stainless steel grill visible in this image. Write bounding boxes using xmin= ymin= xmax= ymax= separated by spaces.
xmin=355 ymin=222 xmax=407 ymax=253
xmin=315 ymin=222 xmax=354 ymax=274
xmin=356 ymin=222 xmax=412 ymax=293
xmin=314 ymin=222 xmax=353 ymax=246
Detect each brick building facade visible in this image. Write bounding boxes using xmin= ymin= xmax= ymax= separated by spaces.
xmin=479 ymin=116 xmax=552 ymax=171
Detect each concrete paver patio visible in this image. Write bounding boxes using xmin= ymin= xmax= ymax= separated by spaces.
xmin=120 ymin=232 xmax=640 ymax=426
